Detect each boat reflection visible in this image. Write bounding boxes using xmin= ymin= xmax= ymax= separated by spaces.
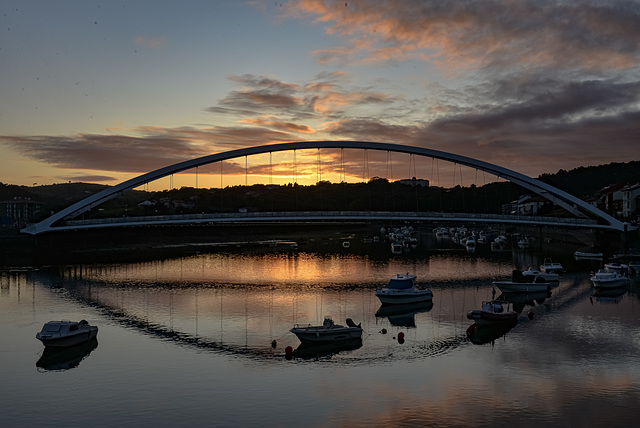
xmin=375 ymin=301 xmax=434 ymax=327
xmin=466 ymin=319 xmax=518 ymax=345
xmin=498 ymin=291 xmax=551 ymax=313
xmin=36 ymin=338 xmax=98 ymax=372
xmin=292 ymin=338 xmax=363 ymax=359
xmin=590 ymin=286 xmax=628 ymax=304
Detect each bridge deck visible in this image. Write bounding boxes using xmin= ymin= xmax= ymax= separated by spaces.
xmin=54 ymin=210 xmax=607 ymax=231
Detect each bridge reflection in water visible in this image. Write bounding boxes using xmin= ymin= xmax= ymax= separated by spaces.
xmin=45 ymin=253 xmax=482 ymax=360
xmin=25 ymin=248 xmax=601 ymax=361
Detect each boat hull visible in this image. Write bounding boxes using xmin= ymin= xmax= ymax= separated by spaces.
xmin=36 ymin=328 xmax=98 ymax=347
xmin=493 ymin=281 xmax=551 ymax=293
xmin=375 ymin=289 xmax=433 ymax=305
xmin=591 ymin=279 xmax=630 ymax=290
xmin=290 ymin=327 xmax=363 ymax=343
xmin=466 ymin=309 xmax=518 ymax=326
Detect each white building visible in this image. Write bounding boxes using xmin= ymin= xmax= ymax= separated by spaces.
xmin=621 ymin=183 xmax=640 ymax=219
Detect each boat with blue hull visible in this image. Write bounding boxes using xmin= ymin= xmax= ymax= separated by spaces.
xmin=375 ymin=274 xmax=434 ymax=305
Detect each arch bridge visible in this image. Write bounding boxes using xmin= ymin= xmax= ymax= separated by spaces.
xmin=21 ymin=141 xmax=626 ymax=234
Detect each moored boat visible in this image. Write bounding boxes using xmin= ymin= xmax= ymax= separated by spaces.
xmin=574 ymin=250 xmax=603 ymax=260
xmin=540 ymin=258 xmax=563 ymax=274
xmin=36 ymin=320 xmax=98 ymax=347
xmin=603 ymin=262 xmax=629 ymax=275
xmin=290 ymin=316 xmax=362 ymax=343
xmin=590 ymin=269 xmax=630 ymax=290
xmin=522 ymin=267 xmax=559 ymax=282
xmin=375 ymin=274 xmax=434 ymax=305
xmin=493 ymin=269 xmax=553 ymax=293
xmin=466 ymin=300 xmax=518 ymax=325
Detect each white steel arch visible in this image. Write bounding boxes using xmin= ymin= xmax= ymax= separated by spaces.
xmin=21 ymin=141 xmax=625 ymax=234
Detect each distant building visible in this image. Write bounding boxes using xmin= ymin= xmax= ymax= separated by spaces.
xmin=0 ymin=197 xmax=43 ymax=228
xmin=593 ymin=183 xmax=625 ymax=214
xmin=397 ymin=177 xmax=429 ymax=188
xmin=502 ymin=195 xmax=547 ymax=215
xmin=621 ymin=183 xmax=640 ymax=219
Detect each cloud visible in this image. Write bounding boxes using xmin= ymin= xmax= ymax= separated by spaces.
xmin=58 ymin=175 xmax=119 ymax=183
xmin=284 ymin=0 xmax=640 ymax=74
xmin=134 ymin=36 xmax=165 ymax=49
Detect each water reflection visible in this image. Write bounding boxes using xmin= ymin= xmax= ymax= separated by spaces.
xmin=499 ymin=290 xmax=552 ymax=313
xmin=374 ymin=301 xmax=434 ymax=327
xmin=466 ymin=319 xmax=518 ymax=345
xmin=4 ymin=245 xmax=640 ymax=426
xmin=590 ymin=286 xmax=629 ymax=304
xmin=36 ymin=338 xmax=98 ymax=372
xmin=292 ymin=338 xmax=363 ymax=360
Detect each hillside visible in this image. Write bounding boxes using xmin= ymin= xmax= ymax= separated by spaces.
xmin=538 ymin=161 xmax=640 ymax=197
xmin=1 ymin=160 xmax=639 ymax=224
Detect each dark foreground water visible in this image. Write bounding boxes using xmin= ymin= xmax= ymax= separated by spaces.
xmin=1 ymin=239 xmax=639 ymax=427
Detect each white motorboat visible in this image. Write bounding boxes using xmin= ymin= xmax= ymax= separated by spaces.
xmin=574 ymin=250 xmax=603 ymax=259
xmin=522 ymin=267 xmax=559 ymax=282
xmin=36 ymin=320 xmax=98 ymax=347
xmin=590 ymin=269 xmax=630 ymax=290
xmin=291 ymin=316 xmax=362 ymax=343
xmin=540 ymin=258 xmax=563 ymax=274
xmin=375 ymin=274 xmax=434 ymax=305
xmin=466 ymin=300 xmax=518 ymax=326
xmin=493 ymin=269 xmax=553 ymax=293
xmin=604 ymin=262 xmax=629 ymax=274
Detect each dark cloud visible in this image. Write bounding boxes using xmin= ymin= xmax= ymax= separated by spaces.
xmin=58 ymin=175 xmax=119 ymax=183
xmin=288 ymin=0 xmax=640 ymax=74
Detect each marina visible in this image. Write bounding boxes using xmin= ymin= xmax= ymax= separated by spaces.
xmin=1 ymin=232 xmax=640 ymax=427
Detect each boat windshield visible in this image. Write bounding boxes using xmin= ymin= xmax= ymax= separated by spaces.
xmin=43 ymin=324 xmax=62 ymax=332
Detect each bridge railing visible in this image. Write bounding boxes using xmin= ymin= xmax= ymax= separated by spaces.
xmin=62 ymin=210 xmax=600 ymax=228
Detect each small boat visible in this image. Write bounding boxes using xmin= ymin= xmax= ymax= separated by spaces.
xmin=604 ymin=262 xmax=629 ymax=274
xmin=466 ymin=300 xmax=518 ymax=325
xmin=375 ymin=274 xmax=434 ymax=305
xmin=574 ymin=250 xmax=603 ymax=260
xmin=522 ymin=267 xmax=559 ymax=282
xmin=291 ymin=316 xmax=362 ymax=343
xmin=342 ymin=241 xmax=350 ymax=248
xmin=36 ymin=320 xmax=98 ymax=347
xmin=390 ymin=242 xmax=403 ymax=254
xmin=540 ymin=258 xmax=563 ymax=274
xmin=590 ymin=269 xmax=630 ymax=290
xmin=493 ymin=269 xmax=553 ymax=293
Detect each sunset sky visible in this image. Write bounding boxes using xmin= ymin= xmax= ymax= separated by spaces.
xmin=2 ymin=0 xmax=639 ymax=189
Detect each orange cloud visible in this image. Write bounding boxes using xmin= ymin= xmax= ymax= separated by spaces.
xmin=284 ymin=0 xmax=640 ymax=73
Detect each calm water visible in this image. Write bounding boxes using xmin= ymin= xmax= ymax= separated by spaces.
xmin=1 ymin=238 xmax=639 ymax=427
